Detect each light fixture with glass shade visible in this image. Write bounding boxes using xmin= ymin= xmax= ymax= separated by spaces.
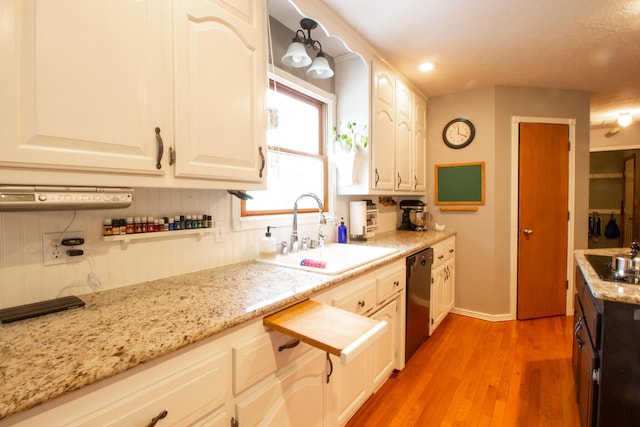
xmin=281 ymin=18 xmax=334 ymax=79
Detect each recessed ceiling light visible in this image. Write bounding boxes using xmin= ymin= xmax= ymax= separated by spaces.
xmin=418 ymin=62 xmax=435 ymax=72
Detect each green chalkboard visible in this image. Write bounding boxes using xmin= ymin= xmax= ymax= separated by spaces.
xmin=435 ymin=162 xmax=485 ymax=205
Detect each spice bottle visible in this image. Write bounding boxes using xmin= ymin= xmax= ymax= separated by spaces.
xmin=103 ymin=218 xmax=113 ymax=236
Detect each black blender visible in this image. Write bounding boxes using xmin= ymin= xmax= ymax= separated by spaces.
xmin=399 ymin=200 xmax=428 ymax=231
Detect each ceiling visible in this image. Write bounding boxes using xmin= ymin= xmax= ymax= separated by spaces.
xmin=269 ymin=0 xmax=640 ymax=127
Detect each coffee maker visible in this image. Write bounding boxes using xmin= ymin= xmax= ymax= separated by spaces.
xmin=399 ymin=200 xmax=428 ymax=231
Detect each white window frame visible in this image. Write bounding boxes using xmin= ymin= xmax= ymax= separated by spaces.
xmin=231 ymin=67 xmax=337 ymax=232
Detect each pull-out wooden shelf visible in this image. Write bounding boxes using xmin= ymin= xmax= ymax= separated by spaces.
xmin=264 ymin=299 xmax=387 ymax=365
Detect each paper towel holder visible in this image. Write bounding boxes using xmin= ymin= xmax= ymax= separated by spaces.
xmin=349 ymin=200 xmax=368 ymax=241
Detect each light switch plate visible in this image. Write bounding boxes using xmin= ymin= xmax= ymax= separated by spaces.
xmin=214 ymin=222 xmax=227 ymax=243
xmin=43 ymin=231 xmax=84 ymax=266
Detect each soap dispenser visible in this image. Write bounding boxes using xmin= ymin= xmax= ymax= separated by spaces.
xmin=338 ymin=217 xmax=348 ymax=244
xmin=259 ymin=226 xmax=277 ymax=259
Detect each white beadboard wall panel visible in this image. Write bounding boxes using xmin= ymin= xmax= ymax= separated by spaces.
xmin=0 ymin=189 xmax=403 ymax=309
xmin=0 ymin=188 xmax=242 ymax=309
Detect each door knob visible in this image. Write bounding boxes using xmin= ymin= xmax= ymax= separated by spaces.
xmin=522 ymin=229 xmax=533 ymax=235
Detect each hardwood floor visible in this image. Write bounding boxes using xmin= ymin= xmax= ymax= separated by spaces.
xmin=346 ymin=314 xmax=581 ymax=427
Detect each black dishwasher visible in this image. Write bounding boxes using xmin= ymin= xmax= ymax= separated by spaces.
xmin=405 ymin=247 xmax=433 ymax=362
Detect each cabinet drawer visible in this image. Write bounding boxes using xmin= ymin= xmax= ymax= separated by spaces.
xmin=332 ymin=277 xmax=377 ymax=315
xmin=376 ymin=265 xmax=405 ymax=304
xmin=432 ymin=237 xmax=455 ymax=267
xmin=580 ymin=285 xmax=602 ymax=350
xmin=24 ymin=347 xmax=233 ymax=427
xmin=233 ymin=329 xmax=312 ymax=395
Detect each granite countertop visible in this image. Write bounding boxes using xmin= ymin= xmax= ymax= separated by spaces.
xmin=0 ymin=229 xmax=455 ymax=420
xmin=574 ymin=248 xmax=640 ymax=305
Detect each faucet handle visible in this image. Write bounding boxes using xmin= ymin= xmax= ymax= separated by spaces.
xmin=301 ymin=237 xmax=310 ymax=251
xmin=279 ymin=240 xmax=289 ymax=255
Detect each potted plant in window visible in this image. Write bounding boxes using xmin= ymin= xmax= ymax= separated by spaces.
xmin=332 ymin=121 xmax=368 ymax=185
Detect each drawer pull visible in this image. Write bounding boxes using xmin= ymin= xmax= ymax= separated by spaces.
xmin=278 ymin=339 xmax=301 ymax=352
xmin=358 ymin=300 xmax=366 ymax=308
xmin=394 ymin=280 xmax=400 ymax=287
xmin=146 ymin=409 xmax=168 ymax=427
xmin=326 ymin=352 xmax=333 ymax=383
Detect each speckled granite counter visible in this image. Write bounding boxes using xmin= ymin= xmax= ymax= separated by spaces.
xmin=574 ymin=248 xmax=640 ymax=304
xmin=0 ymin=229 xmax=454 ymax=420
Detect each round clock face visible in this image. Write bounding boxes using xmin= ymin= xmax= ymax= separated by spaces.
xmin=443 ymin=118 xmax=475 ymax=149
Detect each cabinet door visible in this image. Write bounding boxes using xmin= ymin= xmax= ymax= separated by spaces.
xmin=173 ymin=0 xmax=267 ymax=184
xmin=330 ymin=350 xmax=370 ymax=427
xmin=235 ymin=350 xmax=325 ymax=427
xmin=370 ymin=300 xmax=397 ymax=392
xmin=430 ymin=264 xmax=446 ymax=335
xmin=444 ymin=259 xmax=455 ymax=313
xmin=371 ymin=61 xmax=396 ymax=191
xmin=0 ymin=0 xmax=171 ymax=175
xmin=412 ymin=96 xmax=427 ymax=192
xmin=395 ymin=81 xmax=412 ymax=192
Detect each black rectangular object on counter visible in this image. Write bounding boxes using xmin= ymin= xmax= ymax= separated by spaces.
xmin=0 ymin=295 xmax=85 ymax=323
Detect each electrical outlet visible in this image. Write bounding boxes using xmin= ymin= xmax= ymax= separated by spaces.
xmin=43 ymin=231 xmax=84 ymax=266
xmin=214 ymin=222 xmax=227 ymax=243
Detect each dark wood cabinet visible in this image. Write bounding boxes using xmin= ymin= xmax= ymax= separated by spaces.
xmin=573 ymin=268 xmax=640 ymax=426
xmin=572 ymin=294 xmax=598 ymax=427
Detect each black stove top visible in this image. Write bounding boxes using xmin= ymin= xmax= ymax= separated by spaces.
xmin=585 ymin=254 xmax=640 ymax=284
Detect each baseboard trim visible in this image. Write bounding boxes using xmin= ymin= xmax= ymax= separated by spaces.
xmin=450 ymin=307 xmax=514 ymax=322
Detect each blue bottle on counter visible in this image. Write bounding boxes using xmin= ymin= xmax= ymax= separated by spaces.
xmin=338 ymin=217 xmax=348 ymax=244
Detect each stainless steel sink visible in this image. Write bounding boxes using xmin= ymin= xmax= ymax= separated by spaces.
xmin=256 ymin=243 xmax=398 ymax=275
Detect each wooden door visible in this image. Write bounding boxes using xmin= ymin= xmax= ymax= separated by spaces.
xmin=623 ymin=155 xmax=635 ymax=247
xmin=517 ymin=123 xmax=569 ymax=319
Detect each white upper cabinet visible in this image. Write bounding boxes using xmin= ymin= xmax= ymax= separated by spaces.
xmin=395 ymin=80 xmax=413 ymax=192
xmin=413 ymin=95 xmax=427 ymax=192
xmin=0 ymin=0 xmax=172 ymax=175
xmin=173 ymin=0 xmax=267 ymax=183
xmin=0 ymin=0 xmax=267 ymax=189
xmin=370 ymin=60 xmax=397 ymax=191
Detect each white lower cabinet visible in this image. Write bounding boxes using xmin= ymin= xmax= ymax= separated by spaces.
xmin=371 ymin=299 xmax=398 ymax=392
xmin=234 ymin=350 xmax=325 ymax=427
xmin=5 ymin=338 xmax=233 ymax=427
xmin=4 ymin=261 xmax=407 ymax=427
xmin=314 ymin=260 xmax=406 ymax=427
xmin=430 ymin=237 xmax=456 ymax=334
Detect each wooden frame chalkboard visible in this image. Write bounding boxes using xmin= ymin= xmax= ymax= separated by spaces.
xmin=435 ymin=162 xmax=485 ymax=205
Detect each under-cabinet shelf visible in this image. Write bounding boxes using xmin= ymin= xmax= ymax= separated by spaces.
xmin=102 ymin=228 xmax=213 ymax=249
xmin=589 ymin=173 xmax=623 ymax=179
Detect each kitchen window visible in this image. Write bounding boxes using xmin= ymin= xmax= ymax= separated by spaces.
xmin=242 ymin=78 xmax=330 ymax=216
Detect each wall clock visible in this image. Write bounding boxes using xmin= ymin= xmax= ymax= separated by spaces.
xmin=442 ymin=118 xmax=475 ymax=149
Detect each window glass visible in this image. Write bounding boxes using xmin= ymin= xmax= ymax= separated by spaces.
xmin=242 ymin=81 xmax=327 ymax=216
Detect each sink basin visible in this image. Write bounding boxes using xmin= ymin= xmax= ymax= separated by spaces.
xmin=256 ymin=243 xmax=398 ymax=275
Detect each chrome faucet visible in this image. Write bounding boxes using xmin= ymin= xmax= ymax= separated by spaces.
xmin=291 ymin=193 xmax=326 ymax=253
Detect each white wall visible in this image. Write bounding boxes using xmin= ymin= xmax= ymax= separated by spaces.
xmin=427 ymin=86 xmax=590 ymax=319
xmin=590 ymin=123 xmax=640 ymax=152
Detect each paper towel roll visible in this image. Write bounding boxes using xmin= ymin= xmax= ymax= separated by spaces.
xmin=349 ymin=201 xmax=367 ymax=238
